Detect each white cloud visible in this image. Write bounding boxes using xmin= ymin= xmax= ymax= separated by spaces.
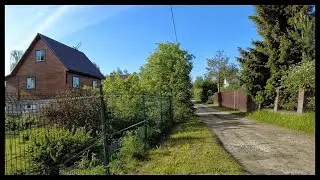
xmin=5 ymin=5 xmax=137 ymax=75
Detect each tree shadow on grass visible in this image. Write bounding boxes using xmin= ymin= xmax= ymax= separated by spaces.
xmin=165 ymin=136 xmax=205 ymax=147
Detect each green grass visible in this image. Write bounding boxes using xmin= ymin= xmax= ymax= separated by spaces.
xmin=61 ymin=165 xmax=106 ymax=175
xmin=5 ymin=136 xmax=34 ymax=175
xmin=247 ymin=110 xmax=315 ymax=135
xmin=110 ymin=117 xmax=244 ymax=175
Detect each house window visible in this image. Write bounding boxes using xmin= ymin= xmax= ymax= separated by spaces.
xmin=92 ymin=80 xmax=98 ymax=88
xmin=35 ymin=50 xmax=45 ymax=62
xmin=26 ymin=77 xmax=35 ymax=89
xmin=73 ymin=76 xmax=80 ymax=88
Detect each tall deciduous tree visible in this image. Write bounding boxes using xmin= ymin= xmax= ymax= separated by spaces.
xmin=206 ymin=50 xmax=229 ymax=93
xmin=140 ymin=42 xmax=194 ymax=122
xmin=221 ymin=63 xmax=241 ymax=91
xmin=10 ymin=50 xmax=24 ymax=71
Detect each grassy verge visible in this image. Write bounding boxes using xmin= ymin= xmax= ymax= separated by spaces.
xmin=110 ymin=117 xmax=244 ymax=175
xmin=247 ymin=110 xmax=315 ymax=135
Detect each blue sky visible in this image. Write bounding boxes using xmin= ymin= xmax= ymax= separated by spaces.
xmin=5 ymin=5 xmax=261 ymax=81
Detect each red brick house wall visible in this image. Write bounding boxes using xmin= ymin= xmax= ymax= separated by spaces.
xmin=6 ymin=38 xmax=67 ymax=95
xmin=66 ymin=72 xmax=101 ymax=89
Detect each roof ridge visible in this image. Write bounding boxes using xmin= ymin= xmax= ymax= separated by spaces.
xmin=38 ymin=33 xmax=82 ymax=53
xmin=37 ymin=33 xmax=104 ymax=79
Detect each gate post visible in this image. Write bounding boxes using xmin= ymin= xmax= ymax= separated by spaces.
xmin=297 ymin=88 xmax=305 ymax=114
xmin=274 ymin=87 xmax=280 ymax=112
xmin=99 ymin=85 xmax=110 ymax=175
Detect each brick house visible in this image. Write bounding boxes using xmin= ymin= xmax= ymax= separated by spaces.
xmin=5 ymin=33 xmax=105 ymax=96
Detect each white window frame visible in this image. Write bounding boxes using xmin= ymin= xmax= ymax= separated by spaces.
xmin=36 ymin=50 xmax=45 ymax=62
xmin=26 ymin=77 xmax=35 ymax=90
xmin=92 ymin=80 xmax=98 ymax=88
xmin=72 ymin=76 xmax=80 ymax=88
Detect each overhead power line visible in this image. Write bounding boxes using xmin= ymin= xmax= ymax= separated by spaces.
xmin=170 ymin=5 xmax=178 ymax=44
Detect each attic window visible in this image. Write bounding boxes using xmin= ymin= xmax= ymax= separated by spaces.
xmin=36 ymin=50 xmax=45 ymax=62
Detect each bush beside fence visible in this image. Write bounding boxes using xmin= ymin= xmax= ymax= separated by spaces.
xmin=5 ymin=88 xmax=173 ymax=175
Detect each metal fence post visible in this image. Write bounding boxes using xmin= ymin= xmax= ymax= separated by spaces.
xmin=160 ymin=93 xmax=163 ymax=129
xmin=169 ymin=94 xmax=173 ymax=123
xmin=99 ymin=85 xmax=110 ymax=175
xmin=143 ymin=94 xmax=148 ymax=150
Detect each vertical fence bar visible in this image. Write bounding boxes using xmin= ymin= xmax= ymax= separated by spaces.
xmin=99 ymin=85 xmax=109 ymax=175
xmin=160 ymin=93 xmax=163 ymax=129
xmin=169 ymin=94 xmax=173 ymax=123
xmin=143 ymin=94 xmax=147 ymax=150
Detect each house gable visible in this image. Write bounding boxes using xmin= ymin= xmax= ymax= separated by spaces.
xmin=7 ymin=37 xmax=67 ymax=94
xmin=10 ymin=35 xmax=67 ymax=76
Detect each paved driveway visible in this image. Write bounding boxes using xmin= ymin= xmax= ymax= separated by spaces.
xmin=195 ymin=104 xmax=315 ymax=175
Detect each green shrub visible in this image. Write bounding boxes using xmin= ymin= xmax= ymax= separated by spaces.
xmin=193 ymin=88 xmax=203 ymax=102
xmin=278 ymin=88 xmax=298 ymax=111
xmin=207 ymin=95 xmax=213 ymax=104
xmin=109 ymin=131 xmax=146 ymax=173
xmin=41 ymin=89 xmax=102 ymax=137
xmin=76 ymin=152 xmax=101 ymax=169
xmin=25 ymin=127 xmax=93 ymax=175
xmin=307 ymin=96 xmax=315 ymax=111
xmin=5 ymin=114 xmax=38 ymax=132
xmin=119 ymin=132 xmax=146 ymax=160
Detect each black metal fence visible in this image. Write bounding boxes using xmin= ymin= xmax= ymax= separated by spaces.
xmin=5 ymin=87 xmax=173 ymax=175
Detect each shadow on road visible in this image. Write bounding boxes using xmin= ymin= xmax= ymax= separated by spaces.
xmin=196 ymin=107 xmax=254 ymax=131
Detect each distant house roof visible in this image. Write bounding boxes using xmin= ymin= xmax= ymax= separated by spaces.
xmin=8 ymin=33 xmax=104 ymax=80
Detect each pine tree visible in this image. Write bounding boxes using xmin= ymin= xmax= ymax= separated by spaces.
xmin=237 ymin=41 xmax=271 ymax=105
xmin=287 ymin=5 xmax=315 ymax=63
xmin=249 ymin=6 xmax=310 ymax=97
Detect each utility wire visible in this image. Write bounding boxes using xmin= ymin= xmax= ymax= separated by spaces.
xmin=170 ymin=5 xmax=178 ymax=44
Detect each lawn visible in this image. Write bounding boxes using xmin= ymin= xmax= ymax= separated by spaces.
xmin=247 ymin=110 xmax=315 ymax=135
xmin=5 ymin=136 xmax=34 ymax=175
xmin=110 ymin=117 xmax=244 ymax=175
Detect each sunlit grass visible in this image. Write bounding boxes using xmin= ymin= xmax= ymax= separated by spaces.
xmin=248 ymin=110 xmax=315 ymax=135
xmin=111 ymin=117 xmax=244 ymax=175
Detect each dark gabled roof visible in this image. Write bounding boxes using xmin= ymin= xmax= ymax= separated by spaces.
xmin=38 ymin=33 xmax=104 ymax=79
